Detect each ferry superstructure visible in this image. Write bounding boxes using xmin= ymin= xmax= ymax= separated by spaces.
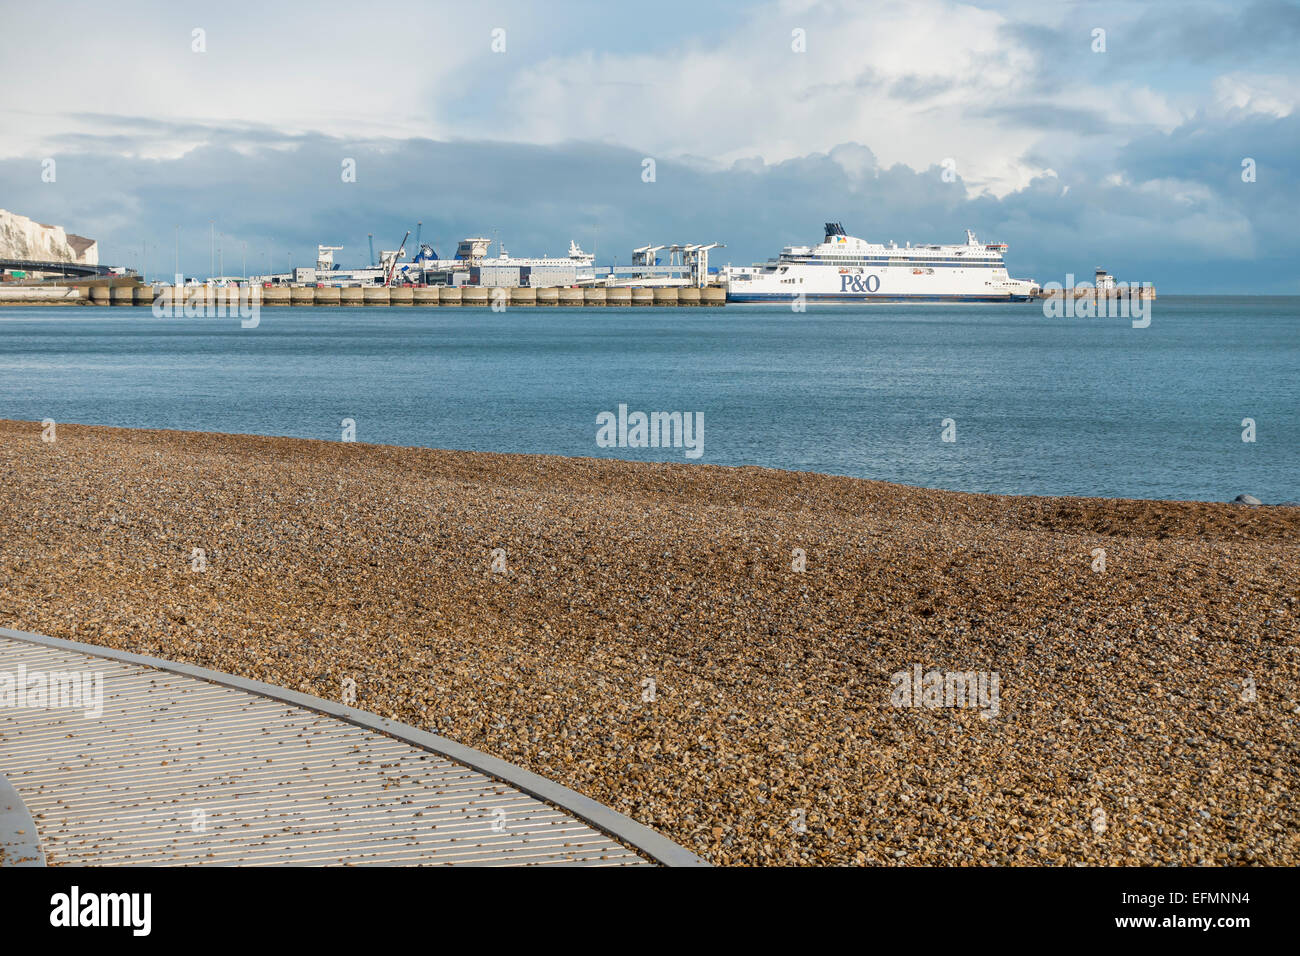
xmin=723 ymin=222 xmax=1040 ymax=303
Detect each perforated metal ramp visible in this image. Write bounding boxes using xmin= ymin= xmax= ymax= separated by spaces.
xmin=0 ymin=630 xmax=704 ymax=866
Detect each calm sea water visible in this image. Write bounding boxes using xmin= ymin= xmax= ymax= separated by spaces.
xmin=1 ymin=298 xmax=1296 ymax=502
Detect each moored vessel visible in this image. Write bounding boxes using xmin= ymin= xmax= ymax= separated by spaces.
xmin=722 ymin=222 xmax=1039 ymax=303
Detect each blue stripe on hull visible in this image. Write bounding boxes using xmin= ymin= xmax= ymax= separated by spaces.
xmin=726 ymin=292 xmax=1035 ymax=304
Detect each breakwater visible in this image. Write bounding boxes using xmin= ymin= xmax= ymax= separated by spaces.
xmin=0 ymin=283 xmax=730 ymax=307
xmin=1034 ymin=285 xmax=1157 ymax=300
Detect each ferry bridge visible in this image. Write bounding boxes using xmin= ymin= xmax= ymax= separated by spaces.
xmin=0 ymin=258 xmax=115 ymax=278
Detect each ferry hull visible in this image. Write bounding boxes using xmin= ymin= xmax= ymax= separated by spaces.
xmin=726 ymin=292 xmax=1036 ymax=304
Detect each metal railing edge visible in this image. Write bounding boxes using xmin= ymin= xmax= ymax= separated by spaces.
xmin=0 ymin=772 xmax=46 ymax=867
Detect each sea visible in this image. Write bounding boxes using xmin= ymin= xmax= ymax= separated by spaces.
xmin=1 ymin=297 xmax=1296 ymax=502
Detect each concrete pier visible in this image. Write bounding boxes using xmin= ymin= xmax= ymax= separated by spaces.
xmin=263 ymin=286 xmax=290 ymax=306
xmin=1 ymin=280 xmax=731 ymax=309
xmin=0 ymin=285 xmax=87 ymax=305
xmin=1036 ymin=286 xmax=1156 ymax=301
xmin=219 ymin=287 xmax=244 ymax=313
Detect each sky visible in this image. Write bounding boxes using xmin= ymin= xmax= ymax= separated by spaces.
xmin=0 ymin=0 xmax=1297 ymax=291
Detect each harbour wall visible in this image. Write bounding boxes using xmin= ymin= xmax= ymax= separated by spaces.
xmin=0 ymin=283 xmax=729 ymax=307
xmin=1035 ymin=286 xmax=1157 ymax=300
xmin=5 ymin=282 xmax=1156 ymax=307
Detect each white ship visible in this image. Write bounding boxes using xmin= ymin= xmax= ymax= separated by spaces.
xmin=723 ymin=222 xmax=1039 ymax=303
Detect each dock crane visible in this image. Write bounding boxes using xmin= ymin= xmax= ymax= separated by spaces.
xmin=410 ymin=221 xmax=427 ymax=284
xmin=316 ymin=245 xmax=344 ymax=273
xmin=383 ymin=230 xmax=410 ymax=286
xmin=682 ymin=242 xmax=724 ymax=287
xmin=632 ymin=244 xmax=666 ymax=267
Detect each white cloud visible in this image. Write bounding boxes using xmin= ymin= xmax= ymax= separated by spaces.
xmin=459 ymin=0 xmax=1212 ymax=198
xmin=489 ymin=0 xmax=1052 ymax=195
xmin=1211 ymin=74 xmax=1300 ymax=117
xmin=0 ymin=0 xmax=1290 ymax=216
xmin=0 ymin=0 xmax=493 ymax=160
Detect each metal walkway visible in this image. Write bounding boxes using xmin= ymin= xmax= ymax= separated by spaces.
xmin=0 ymin=629 xmax=704 ymax=866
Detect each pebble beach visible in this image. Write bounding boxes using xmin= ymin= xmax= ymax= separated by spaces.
xmin=1 ymin=418 xmax=1296 ymax=866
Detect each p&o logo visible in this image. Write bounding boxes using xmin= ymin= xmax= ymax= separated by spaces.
xmin=839 ymin=274 xmax=881 ymax=294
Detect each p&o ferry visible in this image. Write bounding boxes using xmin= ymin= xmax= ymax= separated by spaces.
xmin=722 ymin=222 xmax=1039 ymax=303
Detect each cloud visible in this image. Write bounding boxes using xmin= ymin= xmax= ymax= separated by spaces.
xmin=1211 ymin=73 xmax=1300 ymax=117
xmin=0 ymin=0 xmax=1294 ymax=291
xmin=479 ymin=0 xmax=1057 ymax=195
xmin=2 ymin=106 xmax=1294 ymax=292
xmin=1131 ymin=0 xmax=1300 ymax=63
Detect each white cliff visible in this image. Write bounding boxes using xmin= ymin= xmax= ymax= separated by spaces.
xmin=0 ymin=208 xmax=98 ymax=265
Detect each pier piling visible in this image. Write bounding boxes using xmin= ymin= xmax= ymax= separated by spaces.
xmin=3 ymin=279 xmax=732 ymax=310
